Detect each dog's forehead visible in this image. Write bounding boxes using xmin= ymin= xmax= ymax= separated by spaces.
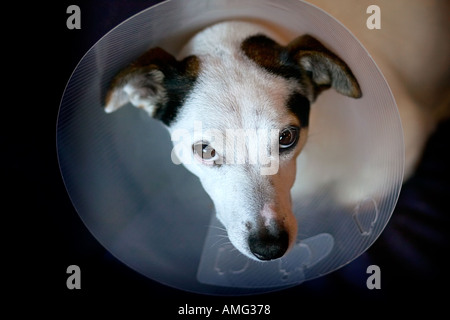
xmin=176 ymin=54 xmax=299 ymax=135
xmin=171 ymin=22 xmax=308 ymax=136
xmin=209 ymin=57 xmax=294 ymax=118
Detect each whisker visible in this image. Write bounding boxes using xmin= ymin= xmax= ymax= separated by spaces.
xmin=208 ymin=225 xmax=228 ymax=233
xmin=229 ymin=247 xmax=239 ymax=254
xmin=210 ymin=236 xmax=231 ymax=249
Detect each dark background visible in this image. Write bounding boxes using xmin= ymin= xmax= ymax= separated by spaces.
xmin=11 ymin=0 xmax=449 ymax=316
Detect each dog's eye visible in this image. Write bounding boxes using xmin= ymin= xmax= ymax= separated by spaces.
xmin=279 ymin=127 xmax=299 ymax=149
xmin=192 ymin=142 xmax=217 ymax=162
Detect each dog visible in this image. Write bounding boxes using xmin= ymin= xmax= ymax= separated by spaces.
xmin=103 ymin=1 xmax=449 ymax=261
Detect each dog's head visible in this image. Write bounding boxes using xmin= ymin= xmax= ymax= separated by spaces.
xmin=105 ymin=25 xmax=361 ymax=261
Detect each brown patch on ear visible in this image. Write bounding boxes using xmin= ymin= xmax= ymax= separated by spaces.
xmin=130 ymin=47 xmax=177 ymax=68
xmin=180 ymin=55 xmax=200 ymax=78
xmin=288 ymin=35 xmax=362 ymax=99
xmin=125 ymin=47 xmax=200 ymax=80
xmin=241 ymin=34 xmax=285 ymax=73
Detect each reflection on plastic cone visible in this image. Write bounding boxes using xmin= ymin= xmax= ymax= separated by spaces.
xmin=198 ymin=218 xmax=334 ymax=288
xmin=353 ymin=198 xmax=379 ymax=236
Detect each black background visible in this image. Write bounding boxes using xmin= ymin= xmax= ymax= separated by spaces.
xmin=10 ymin=0 xmax=449 ymax=316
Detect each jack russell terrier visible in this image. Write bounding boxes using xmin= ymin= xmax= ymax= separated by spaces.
xmin=103 ymin=1 xmax=449 ymax=261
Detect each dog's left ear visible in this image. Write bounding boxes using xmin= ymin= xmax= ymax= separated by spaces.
xmin=288 ymin=35 xmax=362 ymax=100
xmin=104 ymin=47 xmax=199 ymax=124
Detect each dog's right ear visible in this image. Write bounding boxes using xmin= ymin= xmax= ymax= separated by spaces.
xmin=104 ymin=47 xmax=199 ymax=125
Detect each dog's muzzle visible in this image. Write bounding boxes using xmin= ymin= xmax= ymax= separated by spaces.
xmin=248 ymin=228 xmax=289 ymax=260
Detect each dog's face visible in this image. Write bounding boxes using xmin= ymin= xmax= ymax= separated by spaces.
xmin=105 ymin=25 xmax=361 ymax=261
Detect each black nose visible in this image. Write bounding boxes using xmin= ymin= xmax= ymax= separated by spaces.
xmin=248 ymin=229 xmax=289 ymax=261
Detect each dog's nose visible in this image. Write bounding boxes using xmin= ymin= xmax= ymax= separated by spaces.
xmin=248 ymin=229 xmax=289 ymax=261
